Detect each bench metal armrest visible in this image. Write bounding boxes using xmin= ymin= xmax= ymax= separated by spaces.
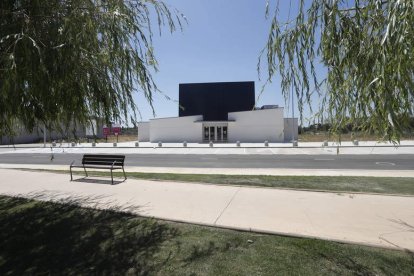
xmin=111 ymin=160 xmax=116 ymax=170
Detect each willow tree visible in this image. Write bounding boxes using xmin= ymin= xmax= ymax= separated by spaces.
xmin=0 ymin=0 xmax=183 ymax=137
xmin=263 ymin=0 xmax=414 ymax=141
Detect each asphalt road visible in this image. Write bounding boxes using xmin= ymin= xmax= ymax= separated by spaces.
xmin=0 ymin=153 xmax=413 ymax=170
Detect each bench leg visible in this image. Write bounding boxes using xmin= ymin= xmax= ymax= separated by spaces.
xmin=83 ymin=165 xmax=88 ymax=177
xmin=70 ymin=161 xmax=75 ymax=181
xmin=111 ymin=169 xmax=114 ymax=185
xmin=122 ymin=166 xmax=127 ymax=181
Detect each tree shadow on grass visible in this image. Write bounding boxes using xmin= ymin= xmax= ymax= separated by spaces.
xmin=0 ymin=194 xmax=178 ymax=275
xmin=293 ymin=238 xmax=414 ymax=275
xmin=181 ymin=238 xmax=242 ymax=267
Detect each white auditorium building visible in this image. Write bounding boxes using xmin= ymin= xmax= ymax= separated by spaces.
xmin=138 ymin=81 xmax=298 ymax=143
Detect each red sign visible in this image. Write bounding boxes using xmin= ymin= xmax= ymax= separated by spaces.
xmin=103 ymin=126 xmax=110 ymax=136
xmin=112 ymin=124 xmax=121 ymax=135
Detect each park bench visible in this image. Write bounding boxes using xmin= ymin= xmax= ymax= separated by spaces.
xmin=70 ymin=154 xmax=127 ymax=185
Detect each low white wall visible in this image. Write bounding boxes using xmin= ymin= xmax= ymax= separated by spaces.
xmin=137 ymin=122 xmax=150 ymax=142
xmin=149 ymin=115 xmax=203 ymax=143
xmin=228 ymin=109 xmax=285 ymax=142
xmin=1 ymin=122 xmax=90 ymax=145
xmin=283 ymin=118 xmax=298 ymax=142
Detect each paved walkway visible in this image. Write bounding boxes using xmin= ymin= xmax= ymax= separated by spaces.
xmin=0 ymin=169 xmax=413 ymax=251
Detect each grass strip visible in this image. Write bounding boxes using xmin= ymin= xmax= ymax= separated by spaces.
xmin=0 ymin=195 xmax=413 ymax=275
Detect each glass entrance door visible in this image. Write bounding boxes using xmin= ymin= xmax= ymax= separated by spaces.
xmin=203 ymin=126 xmax=209 ymax=141
xmin=203 ymin=124 xmax=228 ymax=142
xmin=216 ymin=127 xmax=222 ymax=141
xmin=223 ymin=126 xmax=227 ymax=141
xmin=209 ymin=126 xmax=215 ymax=141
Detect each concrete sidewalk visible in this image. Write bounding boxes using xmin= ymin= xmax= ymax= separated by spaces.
xmin=2 ymin=140 xmax=414 ymax=155
xmin=0 ymin=169 xmax=413 ymax=251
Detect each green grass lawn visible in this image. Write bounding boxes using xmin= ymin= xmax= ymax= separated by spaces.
xmin=60 ymin=169 xmax=414 ymax=195
xmin=0 ymin=195 xmax=412 ymax=275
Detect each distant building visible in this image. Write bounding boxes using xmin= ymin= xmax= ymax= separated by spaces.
xmin=138 ymin=81 xmax=298 ymax=143
xmin=0 ymin=118 xmax=104 ymax=145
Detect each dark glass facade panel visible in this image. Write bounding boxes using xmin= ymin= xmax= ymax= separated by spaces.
xmin=179 ymin=81 xmax=255 ymax=121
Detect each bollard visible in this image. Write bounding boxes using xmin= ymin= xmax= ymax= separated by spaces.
xmin=236 ymin=141 xmax=241 ymax=147
xmin=183 ymin=141 xmax=187 ymax=147
xmin=209 ymin=141 xmax=213 ymax=147
xmin=158 ymin=141 xmax=162 ymax=147
xmin=71 ymin=142 xmax=76 ymax=147
xmin=323 ymin=140 xmax=328 ymax=147
xmin=353 ymin=140 xmax=359 ymax=146
xmin=92 ymin=142 xmax=96 ymax=147
xmin=292 ymin=140 xmax=298 ymax=147
xmin=264 ymin=140 xmax=269 ymax=147
xmin=135 ymin=142 xmax=139 ymax=147
xmin=113 ymin=142 xmax=117 ymax=147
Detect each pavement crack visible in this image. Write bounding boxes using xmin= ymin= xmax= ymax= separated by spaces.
xmin=303 ymin=210 xmax=315 ymax=232
xmin=214 ymin=186 xmax=241 ymax=225
xmin=378 ymin=231 xmax=409 ymax=250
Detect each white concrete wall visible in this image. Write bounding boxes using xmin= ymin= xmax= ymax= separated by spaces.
xmin=149 ymin=115 xmax=203 ymax=143
xmin=284 ymin=118 xmax=298 ymax=142
xmin=137 ymin=122 xmax=150 ymax=142
xmin=85 ymin=119 xmax=104 ymax=138
xmin=228 ymin=109 xmax=285 ymax=142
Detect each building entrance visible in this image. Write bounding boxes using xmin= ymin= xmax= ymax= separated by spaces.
xmin=203 ymin=124 xmax=228 ymax=142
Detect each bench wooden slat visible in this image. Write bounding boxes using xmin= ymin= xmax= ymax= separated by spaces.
xmin=83 ymin=158 xmax=124 ymax=161
xmin=72 ymin=165 xmax=123 ymax=169
xmin=82 ymin=154 xmax=125 ymax=159
xmin=82 ymin=160 xmax=124 ymax=166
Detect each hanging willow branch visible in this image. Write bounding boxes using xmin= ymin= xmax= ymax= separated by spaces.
xmin=261 ymin=0 xmax=414 ymax=142
xmin=0 ymin=0 xmax=184 ymax=137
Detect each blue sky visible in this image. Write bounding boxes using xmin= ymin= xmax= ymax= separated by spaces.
xmin=134 ymin=0 xmax=314 ymax=124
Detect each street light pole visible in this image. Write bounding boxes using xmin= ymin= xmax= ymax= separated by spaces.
xmin=43 ymin=124 xmax=46 ymax=148
xmin=291 ymin=83 xmax=295 ymax=143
